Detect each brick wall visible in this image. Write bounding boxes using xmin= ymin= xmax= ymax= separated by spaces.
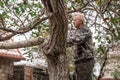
xmin=0 ymin=59 xmax=13 ymax=80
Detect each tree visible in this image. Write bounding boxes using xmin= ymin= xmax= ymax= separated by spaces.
xmin=0 ymin=0 xmax=120 ymax=80
xmin=0 ymin=0 xmax=70 ymax=80
xmin=41 ymin=0 xmax=70 ymax=80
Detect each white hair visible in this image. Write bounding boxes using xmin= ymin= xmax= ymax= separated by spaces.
xmin=72 ymin=12 xmax=85 ymax=23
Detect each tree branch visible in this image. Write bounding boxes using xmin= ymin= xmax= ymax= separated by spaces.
xmin=67 ymin=2 xmax=89 ymax=13
xmin=0 ymin=17 xmax=47 ymax=41
xmin=0 ymin=4 xmax=89 ymax=42
xmin=0 ymin=37 xmax=44 ymax=49
xmin=0 ymin=17 xmax=48 ymax=34
xmin=98 ymin=53 xmax=108 ymax=80
xmin=101 ymin=0 xmax=112 ymax=14
xmin=0 ymin=33 xmax=16 ymax=41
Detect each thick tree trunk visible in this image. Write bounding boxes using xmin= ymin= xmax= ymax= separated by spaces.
xmin=42 ymin=0 xmax=70 ymax=80
xmin=47 ymin=53 xmax=69 ymax=80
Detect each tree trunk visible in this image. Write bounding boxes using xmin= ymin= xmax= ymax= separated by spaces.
xmin=47 ymin=53 xmax=69 ymax=80
xmin=42 ymin=0 xmax=70 ymax=80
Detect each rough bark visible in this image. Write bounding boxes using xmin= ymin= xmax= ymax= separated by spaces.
xmin=42 ymin=0 xmax=70 ymax=80
xmin=0 ymin=37 xmax=44 ymax=49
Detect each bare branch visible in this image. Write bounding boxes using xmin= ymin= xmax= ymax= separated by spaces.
xmin=0 ymin=33 xmax=16 ymax=41
xmin=0 ymin=17 xmax=48 ymax=34
xmin=0 ymin=37 xmax=44 ymax=49
xmin=98 ymin=52 xmax=108 ymax=80
xmin=89 ymin=3 xmax=117 ymax=37
xmin=0 ymin=2 xmax=89 ymax=42
xmin=0 ymin=15 xmax=47 ymax=41
xmin=67 ymin=2 xmax=89 ymax=13
xmin=101 ymin=0 xmax=112 ymax=14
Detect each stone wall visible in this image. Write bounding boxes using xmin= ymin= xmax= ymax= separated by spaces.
xmin=0 ymin=58 xmax=14 ymax=80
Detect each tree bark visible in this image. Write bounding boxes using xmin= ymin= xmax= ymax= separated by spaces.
xmin=0 ymin=37 xmax=44 ymax=49
xmin=42 ymin=0 xmax=70 ymax=80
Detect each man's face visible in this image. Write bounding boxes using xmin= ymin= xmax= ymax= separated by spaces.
xmin=72 ymin=16 xmax=83 ymax=28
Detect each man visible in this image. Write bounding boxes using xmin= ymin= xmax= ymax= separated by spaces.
xmin=67 ymin=13 xmax=94 ymax=80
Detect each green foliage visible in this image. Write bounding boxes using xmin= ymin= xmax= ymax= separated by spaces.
xmin=0 ymin=1 xmax=3 ymax=7
xmin=97 ymin=44 xmax=108 ymax=54
xmin=111 ymin=69 xmax=120 ymax=79
xmin=0 ymin=0 xmax=43 ymax=30
xmin=0 ymin=0 xmax=48 ymax=61
xmin=0 ymin=0 xmax=120 ymax=70
xmin=96 ymin=0 xmax=105 ymax=6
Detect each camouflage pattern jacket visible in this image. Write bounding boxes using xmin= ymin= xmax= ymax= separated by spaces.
xmin=67 ymin=26 xmax=94 ymax=63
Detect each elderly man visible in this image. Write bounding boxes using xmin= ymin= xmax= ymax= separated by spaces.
xmin=67 ymin=13 xmax=94 ymax=80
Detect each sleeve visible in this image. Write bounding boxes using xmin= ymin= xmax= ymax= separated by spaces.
xmin=67 ymin=28 xmax=92 ymax=47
